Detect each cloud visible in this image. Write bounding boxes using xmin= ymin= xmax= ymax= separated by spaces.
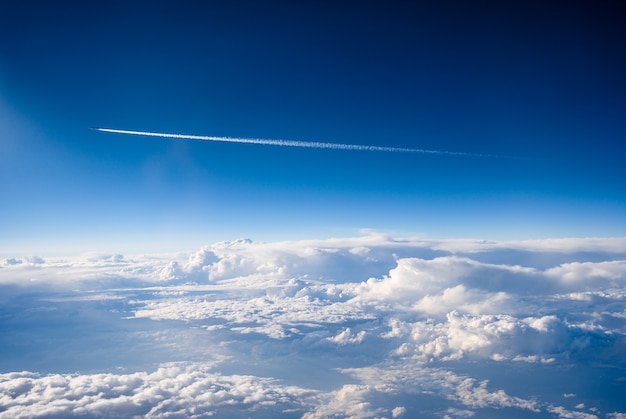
xmin=302 ymin=384 xmax=386 ymax=419
xmin=133 ymin=291 xmax=372 ymax=340
xmin=3 ymin=233 xmax=624 ymax=290
xmin=0 ymin=251 xmax=187 ymax=289
xmin=350 ymin=256 xmax=541 ymax=308
xmin=411 ymin=284 xmax=512 ymax=316
xmin=340 ymin=362 xmax=541 ymax=412
xmin=0 ymin=363 xmax=318 ymax=418
xmin=2 ymin=258 xmax=23 ymax=266
xmin=442 ymin=407 xmax=475 ymax=418
xmin=81 ymin=235 xmax=626 ymax=366
xmin=327 ymin=327 xmax=367 ymax=345
xmin=1 ymin=256 xmax=45 ymax=267
xmin=182 ymin=246 xmax=219 ymax=279
xmin=546 ymin=260 xmax=626 ymax=286
xmin=383 ymin=311 xmax=568 ymax=363
xmin=392 ymin=406 xmax=407 ymax=417
xmin=547 ymin=405 xmax=599 ymax=419
xmin=2 ymin=234 xmax=626 ymax=417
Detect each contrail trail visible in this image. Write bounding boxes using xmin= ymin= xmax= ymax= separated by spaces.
xmin=90 ymin=127 xmax=497 ymax=157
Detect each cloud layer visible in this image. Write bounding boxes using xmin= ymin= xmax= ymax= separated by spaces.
xmin=0 ymin=363 xmax=317 ymax=418
xmin=1 ymin=234 xmax=625 ymax=417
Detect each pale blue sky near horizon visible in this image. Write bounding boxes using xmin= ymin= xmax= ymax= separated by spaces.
xmin=2 ymin=0 xmax=625 ymax=256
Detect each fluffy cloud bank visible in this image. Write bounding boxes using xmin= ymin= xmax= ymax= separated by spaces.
xmin=1 ymin=234 xmax=625 ymax=417
xmin=0 ymin=362 xmax=317 ymax=418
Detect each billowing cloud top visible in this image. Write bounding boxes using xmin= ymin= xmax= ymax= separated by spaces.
xmin=1 ymin=234 xmax=625 ymax=418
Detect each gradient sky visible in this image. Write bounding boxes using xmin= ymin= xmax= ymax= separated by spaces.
xmin=1 ymin=0 xmax=625 ymax=256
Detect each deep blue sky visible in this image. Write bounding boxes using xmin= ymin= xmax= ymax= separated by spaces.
xmin=1 ymin=0 xmax=625 ymax=255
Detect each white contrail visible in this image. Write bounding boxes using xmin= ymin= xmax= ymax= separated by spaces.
xmin=91 ymin=127 xmax=496 ymax=157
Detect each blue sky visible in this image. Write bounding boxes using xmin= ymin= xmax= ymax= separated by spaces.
xmin=2 ymin=3 xmax=626 ymax=417
xmin=1 ymin=0 xmax=626 ymax=255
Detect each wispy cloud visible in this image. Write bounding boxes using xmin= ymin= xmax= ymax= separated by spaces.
xmin=91 ymin=127 xmax=498 ymax=157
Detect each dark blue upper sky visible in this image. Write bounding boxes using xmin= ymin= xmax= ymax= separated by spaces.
xmin=1 ymin=0 xmax=625 ymax=255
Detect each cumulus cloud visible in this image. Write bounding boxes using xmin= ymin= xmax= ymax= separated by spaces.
xmin=340 ymin=362 xmax=540 ymax=412
xmin=133 ymin=292 xmax=372 ymax=340
xmin=411 ymin=284 xmax=512 ymax=316
xmin=391 ymin=406 xmax=407 ymax=417
xmin=2 ymin=234 xmax=626 ymax=417
xmin=2 ymin=233 xmax=625 ymax=289
xmin=0 ymin=251 xmax=198 ymax=290
xmin=301 ymin=384 xmax=385 ymax=419
xmin=546 ymin=260 xmax=626 ymax=285
xmin=382 ymin=311 xmax=569 ymax=363
xmin=184 ymin=246 xmax=220 ymax=274
xmin=327 ymin=327 xmax=367 ymax=345
xmin=0 ymin=363 xmax=317 ymax=418
xmin=55 ymin=235 xmax=625 ymax=372
xmin=350 ymin=256 xmax=542 ymax=310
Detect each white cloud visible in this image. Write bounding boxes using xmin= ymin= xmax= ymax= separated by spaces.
xmin=3 ymin=233 xmax=625 ymax=290
xmin=349 ymin=256 xmax=541 ymax=309
xmin=412 ymin=284 xmax=512 ymax=316
xmin=546 ymin=260 xmax=626 ymax=285
xmin=115 ymin=235 xmax=626 ymax=366
xmin=341 ymin=362 xmax=540 ymax=412
xmin=183 ymin=246 xmax=219 ymax=274
xmin=381 ymin=311 xmax=570 ymax=363
xmin=133 ymin=292 xmax=372 ymax=340
xmin=391 ymin=406 xmax=407 ymax=417
xmin=0 ymin=252 xmax=182 ymax=288
xmin=0 ymin=363 xmax=317 ymax=418
xmin=327 ymin=327 xmax=367 ymax=345
xmin=547 ymin=405 xmax=599 ymax=419
xmin=442 ymin=407 xmax=475 ymax=418
xmin=2 ymin=234 xmax=626 ymax=417
xmin=302 ymin=384 xmax=385 ymax=419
